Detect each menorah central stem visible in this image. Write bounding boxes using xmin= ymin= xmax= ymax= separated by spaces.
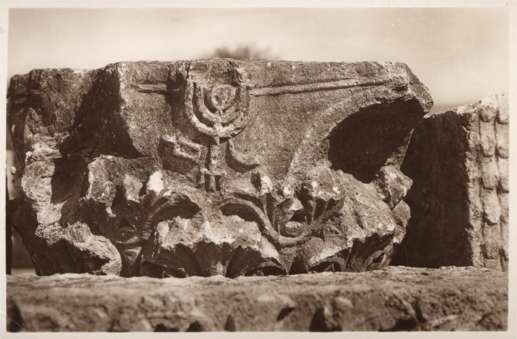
xmin=200 ymin=141 xmax=226 ymax=192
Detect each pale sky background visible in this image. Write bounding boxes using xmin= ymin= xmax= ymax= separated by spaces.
xmin=7 ymin=8 xmax=509 ymax=110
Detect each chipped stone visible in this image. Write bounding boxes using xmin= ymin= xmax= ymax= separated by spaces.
xmin=496 ymin=94 xmax=509 ymax=124
xmin=495 ymin=121 xmax=509 ymax=159
xmin=7 ymin=60 xmax=431 ymax=276
xmin=6 ymin=267 xmax=507 ymax=331
xmin=479 ymin=120 xmax=496 ymax=157
xmin=478 ymin=96 xmax=498 ymax=122
xmin=123 ymin=174 xmax=143 ymax=203
xmin=482 ymin=189 xmax=501 ymax=226
xmin=480 ymin=157 xmax=499 ymax=190
xmin=498 ymin=157 xmax=509 ymax=193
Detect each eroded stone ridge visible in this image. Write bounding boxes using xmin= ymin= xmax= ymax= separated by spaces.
xmin=6 ymin=267 xmax=507 ymax=331
xmin=7 ymin=59 xmax=433 ymax=276
xmin=393 ymin=95 xmax=508 ymax=270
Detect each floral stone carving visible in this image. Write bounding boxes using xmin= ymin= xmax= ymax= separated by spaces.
xmin=7 ymin=59 xmax=433 ymax=277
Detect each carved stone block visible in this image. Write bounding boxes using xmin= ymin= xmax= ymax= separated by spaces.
xmin=394 ymin=94 xmax=509 ymax=271
xmin=7 ymin=60 xmax=433 ymax=277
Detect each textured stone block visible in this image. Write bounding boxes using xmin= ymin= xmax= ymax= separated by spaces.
xmin=7 ymin=60 xmax=433 ymax=277
xmin=393 ymin=94 xmax=509 ymax=270
xmin=6 ymin=267 xmax=507 ymax=331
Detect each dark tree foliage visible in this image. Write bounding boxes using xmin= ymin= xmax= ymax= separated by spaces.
xmin=205 ymin=45 xmax=276 ymax=60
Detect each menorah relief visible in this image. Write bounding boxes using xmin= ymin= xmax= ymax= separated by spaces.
xmin=162 ymin=78 xmax=259 ymax=193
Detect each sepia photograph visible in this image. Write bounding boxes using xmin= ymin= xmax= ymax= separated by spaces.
xmin=1 ymin=0 xmax=513 ymax=335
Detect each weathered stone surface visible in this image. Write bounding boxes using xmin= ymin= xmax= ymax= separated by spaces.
xmin=7 ymin=59 xmax=432 ymax=276
xmin=393 ymin=95 xmax=508 ymax=271
xmin=6 ymin=266 xmax=507 ymax=331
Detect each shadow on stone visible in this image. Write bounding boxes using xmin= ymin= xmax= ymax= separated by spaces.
xmin=328 ymin=99 xmax=422 ymax=183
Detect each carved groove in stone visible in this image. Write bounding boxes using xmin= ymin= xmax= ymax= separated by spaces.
xmin=249 ymin=76 xmax=394 ymax=96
